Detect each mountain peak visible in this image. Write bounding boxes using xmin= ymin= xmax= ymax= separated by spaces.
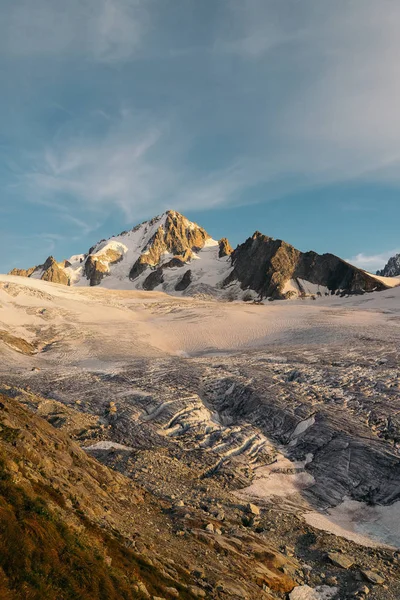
xmin=377 ymin=253 xmax=400 ymax=277
xmin=7 ymin=211 xmax=393 ymax=299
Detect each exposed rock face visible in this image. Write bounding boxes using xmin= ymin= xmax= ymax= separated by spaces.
xmin=8 ymin=257 xmax=70 ymax=286
xmin=218 ymin=237 xmax=233 ymax=258
xmin=129 ymin=210 xmax=209 ymax=281
xmin=8 ymin=266 xmax=38 ymax=277
xmin=377 ymin=253 xmax=400 ymax=277
xmin=8 ymin=210 xmax=391 ymax=300
xmin=40 ymin=256 xmax=70 ymax=286
xmin=225 ymin=233 xmax=387 ymax=298
xmin=175 ymin=269 xmax=192 ymax=291
xmin=143 ymin=268 xmax=164 ymax=291
xmin=84 ymin=248 xmax=123 ymax=286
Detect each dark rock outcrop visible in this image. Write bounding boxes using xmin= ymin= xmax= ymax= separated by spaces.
xmin=163 ymin=257 xmax=186 ymax=269
xmin=143 ymin=268 xmax=164 ymax=290
xmin=175 ymin=270 xmax=192 ymax=291
xmin=84 ymin=249 xmax=123 ymax=286
xmin=225 ymin=233 xmax=387 ymax=299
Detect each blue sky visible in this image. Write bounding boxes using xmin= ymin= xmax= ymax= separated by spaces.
xmin=1 ymin=0 xmax=400 ymax=274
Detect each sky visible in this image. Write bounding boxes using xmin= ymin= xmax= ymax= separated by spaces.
xmin=1 ymin=0 xmax=400 ymax=274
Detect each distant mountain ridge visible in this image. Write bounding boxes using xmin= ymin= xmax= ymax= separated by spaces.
xmin=9 ymin=209 xmax=393 ymax=299
xmin=377 ymin=253 xmax=400 ymax=278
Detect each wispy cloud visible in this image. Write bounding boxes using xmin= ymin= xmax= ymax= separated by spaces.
xmin=214 ymin=1 xmax=400 ymax=189
xmin=3 ymin=0 xmax=400 ymax=270
xmin=1 ymin=0 xmax=149 ymax=62
xmin=346 ymin=250 xmax=400 ymax=273
xmin=16 ymin=110 xmax=272 ymax=223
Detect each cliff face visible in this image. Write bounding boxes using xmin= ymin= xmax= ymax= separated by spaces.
xmin=295 ymin=251 xmax=387 ymax=294
xmin=84 ymin=248 xmax=123 ymax=286
xmin=9 ymin=257 xmax=70 ymax=286
xmin=377 ymin=253 xmax=400 ymax=277
xmin=224 ymin=233 xmax=300 ymax=298
xmin=8 ymin=266 xmax=38 ymax=277
xmin=40 ymin=256 xmax=70 ymax=286
xmin=225 ymin=232 xmax=387 ymax=299
xmin=129 ymin=210 xmax=210 ymax=285
xmin=218 ymin=238 xmax=233 ymax=258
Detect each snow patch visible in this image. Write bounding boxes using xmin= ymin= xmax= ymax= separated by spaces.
xmin=85 ymin=441 xmax=133 ymax=451
xmin=289 ymin=585 xmax=338 ymax=600
xmin=304 ymin=499 xmax=400 ymax=548
xmin=291 ymin=415 xmax=315 ymax=439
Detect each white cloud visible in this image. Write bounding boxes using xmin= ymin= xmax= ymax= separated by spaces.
xmin=346 ymin=250 xmax=400 ymax=273
xmin=19 ymin=111 xmax=268 ymax=223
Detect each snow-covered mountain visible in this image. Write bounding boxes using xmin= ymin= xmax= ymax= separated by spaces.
xmin=11 ymin=211 xmax=234 ymax=296
xmin=377 ymin=253 xmax=400 ymax=277
xmin=9 ymin=210 xmax=397 ymax=299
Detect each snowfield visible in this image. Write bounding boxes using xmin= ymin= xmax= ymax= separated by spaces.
xmin=1 ymin=273 xmax=400 ymax=363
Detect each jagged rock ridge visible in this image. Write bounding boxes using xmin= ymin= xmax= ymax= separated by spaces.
xmin=225 ymin=232 xmax=388 ymax=299
xmin=10 ymin=256 xmax=70 ymax=286
xmin=377 ymin=253 xmax=400 ymax=278
xmin=8 ymin=210 xmax=394 ymax=299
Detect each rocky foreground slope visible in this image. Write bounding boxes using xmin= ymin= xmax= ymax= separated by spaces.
xmin=0 ymin=389 xmax=312 ymax=600
xmin=9 ymin=210 xmax=391 ymax=299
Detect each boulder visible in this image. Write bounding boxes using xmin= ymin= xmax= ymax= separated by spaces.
xmin=361 ymin=570 xmax=384 ymax=585
xmin=327 ymin=552 xmax=354 ymax=569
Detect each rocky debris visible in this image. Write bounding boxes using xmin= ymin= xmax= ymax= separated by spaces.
xmin=188 ymin=586 xmax=206 ymax=598
xmin=361 ymin=570 xmax=385 ymax=585
xmin=0 ymin=389 xmax=312 ymax=599
xmin=246 ymin=502 xmax=260 ymax=516
xmin=356 ymin=586 xmax=370 ymax=596
xmin=327 ymin=552 xmax=355 ymax=569
xmin=164 ymin=586 xmax=179 ymax=597
xmin=224 ymin=232 xmax=388 ymax=298
xmin=107 ymin=401 xmax=117 ymax=417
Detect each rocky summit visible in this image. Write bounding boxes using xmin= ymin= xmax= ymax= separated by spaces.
xmin=9 ymin=210 xmax=395 ymax=300
xmin=377 ymin=253 xmax=400 ymax=278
